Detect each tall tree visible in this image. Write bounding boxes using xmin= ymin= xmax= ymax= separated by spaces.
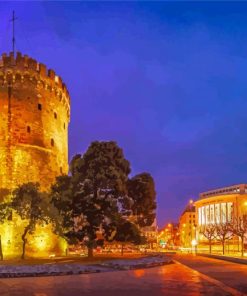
xmin=127 ymin=173 xmax=156 ymax=227
xmin=11 ymin=183 xmax=50 ymax=259
xmin=52 ymin=141 xmax=132 ymax=258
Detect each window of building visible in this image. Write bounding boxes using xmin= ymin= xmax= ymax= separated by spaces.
xmin=54 ymin=112 xmax=57 ymax=119
xmin=51 ymin=138 xmax=54 ymax=147
xmin=38 ymin=103 xmax=42 ymax=110
xmin=27 ymin=126 xmax=31 ymax=133
xmin=60 ymin=167 xmax=63 ymax=174
xmin=64 ymin=123 xmax=66 ymax=129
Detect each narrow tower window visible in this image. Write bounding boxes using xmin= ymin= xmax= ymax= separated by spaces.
xmin=38 ymin=103 xmax=42 ymax=110
xmin=54 ymin=112 xmax=57 ymax=119
xmin=27 ymin=126 xmax=31 ymax=133
xmin=64 ymin=123 xmax=66 ymax=129
xmin=51 ymin=138 xmax=54 ymax=147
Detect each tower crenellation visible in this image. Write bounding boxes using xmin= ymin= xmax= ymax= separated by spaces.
xmin=0 ymin=52 xmax=71 ymax=191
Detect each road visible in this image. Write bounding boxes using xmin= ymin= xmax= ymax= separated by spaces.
xmin=174 ymin=254 xmax=247 ymax=294
xmin=0 ymin=257 xmax=242 ymax=296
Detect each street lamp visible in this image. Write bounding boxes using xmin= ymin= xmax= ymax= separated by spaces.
xmin=191 ymin=239 xmax=197 ymax=254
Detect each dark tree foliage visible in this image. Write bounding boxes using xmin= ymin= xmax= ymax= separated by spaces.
xmin=11 ymin=182 xmax=50 ymax=259
xmin=49 ymin=175 xmax=76 ymax=243
xmin=70 ymin=141 xmax=131 ymax=196
xmin=51 ymin=141 xmax=132 ymax=257
xmin=127 ymin=173 xmax=156 ymax=227
xmin=111 ymin=218 xmax=146 ymax=255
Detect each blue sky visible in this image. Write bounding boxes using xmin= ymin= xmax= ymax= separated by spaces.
xmin=1 ymin=1 xmax=247 ymax=227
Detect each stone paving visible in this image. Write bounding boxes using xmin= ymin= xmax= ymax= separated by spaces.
xmin=0 ymin=262 xmax=234 ymax=296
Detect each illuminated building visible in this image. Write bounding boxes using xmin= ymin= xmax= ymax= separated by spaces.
xmin=158 ymin=222 xmax=179 ymax=249
xmin=0 ymin=52 xmax=70 ymax=257
xmin=141 ymin=218 xmax=158 ymax=249
xmin=178 ymin=203 xmax=197 ymax=249
xmin=0 ymin=52 xmax=70 ymax=190
xmin=194 ymin=184 xmax=247 ymax=252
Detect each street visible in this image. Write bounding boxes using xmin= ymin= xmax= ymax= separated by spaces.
xmin=174 ymin=254 xmax=247 ymax=294
xmin=0 ymin=255 xmax=246 ymax=295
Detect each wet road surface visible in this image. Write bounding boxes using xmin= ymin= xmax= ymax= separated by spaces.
xmin=174 ymin=254 xmax=247 ymax=294
xmin=0 ymin=260 xmax=237 ymax=296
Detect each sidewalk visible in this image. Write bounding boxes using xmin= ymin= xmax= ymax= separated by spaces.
xmin=198 ymin=253 xmax=247 ymax=265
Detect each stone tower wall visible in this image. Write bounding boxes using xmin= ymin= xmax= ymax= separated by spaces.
xmin=0 ymin=52 xmax=70 ymax=191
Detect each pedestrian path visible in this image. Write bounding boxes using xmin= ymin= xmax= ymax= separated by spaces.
xmin=0 ymin=262 xmax=234 ymax=295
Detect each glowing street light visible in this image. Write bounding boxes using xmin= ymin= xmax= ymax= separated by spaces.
xmin=191 ymin=239 xmax=197 ymax=246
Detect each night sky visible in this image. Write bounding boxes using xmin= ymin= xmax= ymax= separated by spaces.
xmin=0 ymin=2 xmax=247 ymax=227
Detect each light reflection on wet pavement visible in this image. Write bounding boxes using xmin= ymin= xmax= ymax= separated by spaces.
xmin=0 ymin=262 xmax=233 ymax=296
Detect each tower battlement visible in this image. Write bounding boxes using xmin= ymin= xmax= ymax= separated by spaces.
xmin=0 ymin=52 xmax=71 ymax=190
xmin=0 ymin=52 xmax=70 ymax=116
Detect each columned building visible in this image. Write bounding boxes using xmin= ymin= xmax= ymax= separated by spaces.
xmin=194 ymin=184 xmax=247 ymax=253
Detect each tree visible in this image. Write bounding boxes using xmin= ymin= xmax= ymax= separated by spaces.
xmin=11 ymin=183 xmax=50 ymax=259
xmin=199 ymin=224 xmax=216 ymax=254
xmin=106 ymin=218 xmax=146 ymax=255
xmin=215 ymin=222 xmax=232 ymax=255
xmin=230 ymin=216 xmax=247 ymax=257
xmin=49 ymin=175 xmax=74 ymax=240
xmin=52 ymin=141 xmax=132 ymax=258
xmin=127 ymin=173 xmax=156 ymax=227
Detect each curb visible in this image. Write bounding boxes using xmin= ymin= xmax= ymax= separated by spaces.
xmin=197 ymin=253 xmax=247 ymax=266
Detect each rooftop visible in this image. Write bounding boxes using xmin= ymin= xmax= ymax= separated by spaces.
xmin=200 ymin=184 xmax=247 ymax=199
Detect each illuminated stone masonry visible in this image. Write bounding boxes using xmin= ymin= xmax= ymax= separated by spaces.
xmin=0 ymin=52 xmax=70 ymax=191
xmin=0 ymin=52 xmax=70 ymax=257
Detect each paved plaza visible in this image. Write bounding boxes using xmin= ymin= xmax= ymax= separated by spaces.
xmin=0 ymin=256 xmax=244 ymax=296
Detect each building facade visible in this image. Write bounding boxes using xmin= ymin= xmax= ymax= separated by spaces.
xmin=0 ymin=52 xmax=70 ymax=257
xmin=0 ymin=52 xmax=70 ymax=191
xmin=178 ymin=205 xmax=197 ymax=249
xmin=194 ymin=184 xmax=247 ymax=253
